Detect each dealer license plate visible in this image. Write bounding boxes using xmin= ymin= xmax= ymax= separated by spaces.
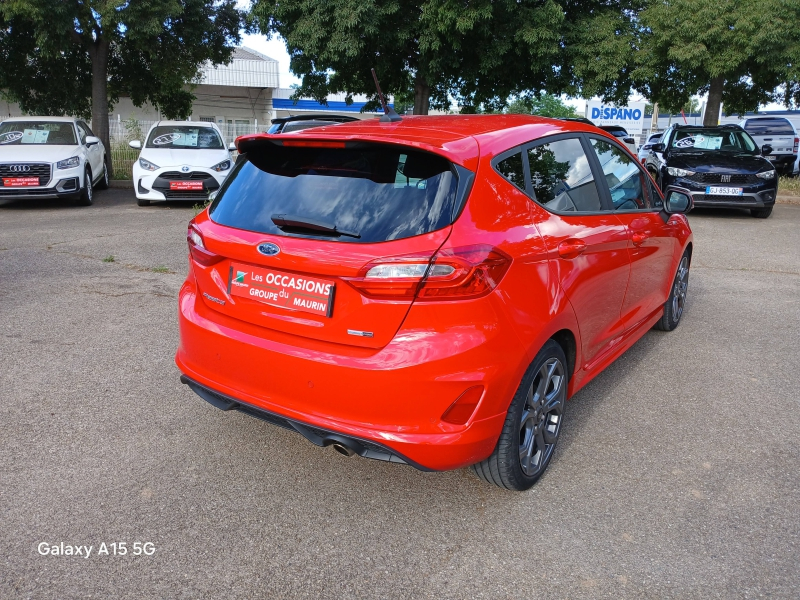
xmin=228 ymin=262 xmax=335 ymax=317
xmin=3 ymin=177 xmax=39 ymax=187
xmin=170 ymin=180 xmax=204 ymax=191
xmin=705 ymin=186 xmax=743 ymax=196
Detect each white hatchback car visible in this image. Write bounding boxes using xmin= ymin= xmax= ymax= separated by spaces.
xmin=0 ymin=116 xmax=108 ymax=205
xmin=130 ymin=121 xmax=233 ymax=206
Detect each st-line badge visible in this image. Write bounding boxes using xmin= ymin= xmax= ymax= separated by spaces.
xmin=227 ymin=262 xmax=335 ymax=317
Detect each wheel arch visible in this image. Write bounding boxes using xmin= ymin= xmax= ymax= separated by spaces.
xmin=550 ymin=329 xmax=577 ymax=385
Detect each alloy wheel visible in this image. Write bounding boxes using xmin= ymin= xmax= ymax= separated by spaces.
xmin=518 ymin=357 xmax=565 ymax=477
xmin=671 ymin=256 xmax=689 ymax=321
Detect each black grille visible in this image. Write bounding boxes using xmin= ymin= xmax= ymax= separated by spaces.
xmin=0 ymin=163 xmax=51 ymax=186
xmin=162 ymin=190 xmax=210 ymax=199
xmin=160 ymin=171 xmax=210 ymax=180
xmin=0 ymin=187 xmax=55 ymax=196
xmin=689 ymin=172 xmax=758 ymax=184
xmin=695 ymin=194 xmax=750 ymax=203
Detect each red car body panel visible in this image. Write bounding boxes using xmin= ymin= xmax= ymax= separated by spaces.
xmin=176 ymin=115 xmax=693 ymax=471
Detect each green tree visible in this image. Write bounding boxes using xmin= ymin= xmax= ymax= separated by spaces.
xmin=0 ymin=1 xmax=243 ymax=176
xmin=506 ymin=94 xmax=579 ymax=118
xmin=251 ymin=0 xmax=630 ymax=115
xmin=633 ymin=0 xmax=800 ymax=125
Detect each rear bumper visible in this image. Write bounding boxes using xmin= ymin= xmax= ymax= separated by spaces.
xmin=181 ymin=375 xmax=430 ymax=469
xmin=175 ymin=280 xmax=521 ymax=471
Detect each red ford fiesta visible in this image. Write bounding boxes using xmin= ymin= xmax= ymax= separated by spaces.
xmin=176 ymin=115 xmax=693 ymax=490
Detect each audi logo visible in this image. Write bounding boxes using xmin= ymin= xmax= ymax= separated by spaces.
xmin=9 ymin=165 xmax=31 ymax=172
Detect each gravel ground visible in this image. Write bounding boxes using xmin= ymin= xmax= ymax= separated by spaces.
xmin=1 ymin=191 xmax=798 ymax=599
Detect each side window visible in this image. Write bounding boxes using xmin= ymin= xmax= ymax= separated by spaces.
xmin=495 ymin=151 xmax=525 ymax=191
xmin=526 ymin=138 xmax=603 ymax=212
xmin=589 ymin=138 xmax=654 ymax=211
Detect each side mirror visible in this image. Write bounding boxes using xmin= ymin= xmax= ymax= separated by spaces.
xmin=652 ymin=143 xmax=666 ymax=153
xmin=85 ymin=135 xmax=101 ymax=146
xmin=228 ymin=142 xmax=236 ymax=151
xmin=663 ymin=186 xmax=693 ymax=214
xmin=761 ymin=144 xmax=773 ymax=156
xmin=129 ymin=140 xmax=142 ymax=149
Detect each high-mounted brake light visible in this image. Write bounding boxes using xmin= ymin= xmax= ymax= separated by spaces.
xmin=281 ymin=140 xmax=346 ymax=148
xmin=345 ymin=245 xmax=511 ymax=301
xmin=187 ymin=224 xmax=223 ymax=267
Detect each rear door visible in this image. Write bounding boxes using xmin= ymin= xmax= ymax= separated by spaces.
xmin=586 ymin=135 xmax=676 ymax=330
xmin=192 ymin=140 xmax=469 ymax=349
xmin=519 ymin=134 xmax=631 ymax=367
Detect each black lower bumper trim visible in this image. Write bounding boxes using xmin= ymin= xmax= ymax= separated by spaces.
xmin=180 ymin=375 xmax=431 ymax=471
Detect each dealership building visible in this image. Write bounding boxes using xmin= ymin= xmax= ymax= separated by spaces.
xmin=0 ymin=46 xmax=387 ymax=141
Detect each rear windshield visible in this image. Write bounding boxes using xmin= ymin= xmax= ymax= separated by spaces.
xmin=209 ymin=143 xmax=459 ymax=243
xmin=742 ymin=119 xmax=795 ymax=136
xmin=146 ymin=126 xmax=223 ymax=149
xmin=0 ymin=121 xmax=77 ymax=145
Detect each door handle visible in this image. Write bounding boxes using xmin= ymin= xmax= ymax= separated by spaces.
xmin=558 ymin=239 xmax=587 ymax=259
xmin=631 ymin=231 xmax=649 ymax=246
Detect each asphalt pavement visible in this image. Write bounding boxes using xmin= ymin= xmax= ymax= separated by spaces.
xmin=1 ymin=190 xmax=798 ymax=598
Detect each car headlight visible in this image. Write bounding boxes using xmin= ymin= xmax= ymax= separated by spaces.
xmin=56 ymin=156 xmax=81 ymax=169
xmin=211 ymin=159 xmax=231 ymax=172
xmin=139 ymin=158 xmax=160 ymax=171
xmin=756 ymin=169 xmax=776 ymax=180
xmin=667 ymin=167 xmax=695 ymax=177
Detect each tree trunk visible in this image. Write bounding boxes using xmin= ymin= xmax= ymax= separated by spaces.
xmin=88 ymin=38 xmax=112 ymax=178
xmin=413 ymin=74 xmax=430 ymax=115
xmin=703 ymin=76 xmax=724 ymax=127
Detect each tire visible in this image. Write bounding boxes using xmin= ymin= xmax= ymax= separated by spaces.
xmin=77 ymin=167 xmax=93 ymax=206
xmin=471 ymin=340 xmax=568 ymax=491
xmin=96 ymin=157 xmax=109 ymax=190
xmin=655 ymin=249 xmax=690 ymax=331
xmin=137 ymin=197 xmax=151 ymax=206
xmin=750 ymin=207 xmax=772 ymax=219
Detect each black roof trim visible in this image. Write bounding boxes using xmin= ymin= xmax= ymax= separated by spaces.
xmin=270 ymin=114 xmax=360 ymax=125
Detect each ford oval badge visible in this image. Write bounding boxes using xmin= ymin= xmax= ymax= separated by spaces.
xmin=257 ymin=242 xmax=280 ymax=257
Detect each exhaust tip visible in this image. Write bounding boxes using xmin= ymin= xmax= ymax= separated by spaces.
xmin=331 ymin=442 xmax=355 ymax=457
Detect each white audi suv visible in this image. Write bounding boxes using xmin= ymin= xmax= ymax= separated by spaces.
xmin=0 ymin=116 xmax=108 ymax=205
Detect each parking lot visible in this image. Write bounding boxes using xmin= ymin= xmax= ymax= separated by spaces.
xmin=1 ymin=189 xmax=799 ymax=598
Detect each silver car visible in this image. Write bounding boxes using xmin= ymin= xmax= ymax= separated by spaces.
xmin=738 ymin=117 xmax=798 ymax=176
xmin=638 ymin=133 xmax=662 ymax=163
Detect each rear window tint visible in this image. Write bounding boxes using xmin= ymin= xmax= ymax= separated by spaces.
xmin=209 ymin=144 xmax=459 ymax=243
xmin=743 ymin=119 xmax=795 ymax=136
xmin=495 ymin=152 xmax=525 ymax=190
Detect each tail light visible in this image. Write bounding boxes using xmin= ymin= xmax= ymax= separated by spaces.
xmin=346 ymin=244 xmax=512 ymax=301
xmin=187 ymin=224 xmax=223 ymax=266
xmin=794 ymin=137 xmax=798 ymax=154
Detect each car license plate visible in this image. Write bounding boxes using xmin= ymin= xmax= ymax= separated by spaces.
xmin=705 ymin=186 xmax=743 ymax=196
xmin=3 ymin=177 xmax=39 ymax=187
xmin=228 ymin=262 xmax=335 ymax=317
xmin=170 ymin=180 xmax=204 ymax=191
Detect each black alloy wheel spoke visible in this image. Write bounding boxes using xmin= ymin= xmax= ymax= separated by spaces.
xmin=518 ymin=357 xmax=565 ymax=477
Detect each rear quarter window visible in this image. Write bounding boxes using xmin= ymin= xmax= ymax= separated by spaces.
xmin=209 ymin=143 xmax=460 ymax=243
